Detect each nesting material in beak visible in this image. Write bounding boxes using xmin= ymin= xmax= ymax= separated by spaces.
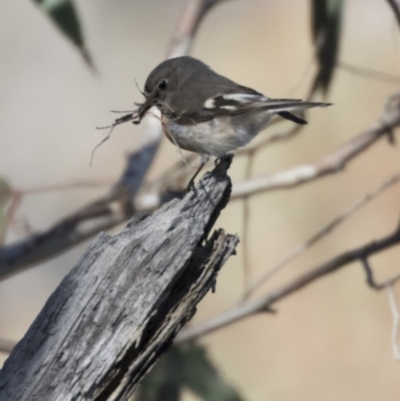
xmin=137 ymin=92 xmax=157 ymax=122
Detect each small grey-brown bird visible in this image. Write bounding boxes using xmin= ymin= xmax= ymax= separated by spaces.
xmin=104 ymin=57 xmax=331 ymax=185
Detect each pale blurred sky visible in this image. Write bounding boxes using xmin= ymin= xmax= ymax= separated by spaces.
xmin=1 ymin=1 xmax=400 ymax=400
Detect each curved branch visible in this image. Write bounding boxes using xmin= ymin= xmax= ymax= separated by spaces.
xmin=243 ymin=173 xmax=400 ymax=299
xmin=176 ymin=219 xmax=400 ymax=343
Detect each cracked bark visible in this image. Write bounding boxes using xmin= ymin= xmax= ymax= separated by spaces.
xmin=0 ymin=158 xmax=238 ymax=401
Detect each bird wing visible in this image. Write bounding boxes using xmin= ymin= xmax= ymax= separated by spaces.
xmin=204 ymin=91 xmax=330 ymax=117
xmin=205 ymin=92 xmax=301 ymax=114
xmin=168 ymin=85 xmax=330 ymax=125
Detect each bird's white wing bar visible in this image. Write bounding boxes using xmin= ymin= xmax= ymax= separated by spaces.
xmin=204 ymin=93 xmax=305 ymax=113
xmin=204 ymin=93 xmax=267 ymax=109
xmin=221 ymin=93 xmax=269 ymax=103
xmin=204 ymin=98 xmax=216 ymax=109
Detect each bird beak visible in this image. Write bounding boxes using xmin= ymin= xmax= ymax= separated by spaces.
xmin=137 ymin=91 xmax=157 ymax=122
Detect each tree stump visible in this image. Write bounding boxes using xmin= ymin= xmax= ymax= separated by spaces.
xmin=0 ymin=158 xmax=238 ymax=401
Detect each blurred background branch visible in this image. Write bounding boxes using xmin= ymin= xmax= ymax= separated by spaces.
xmin=176 ymin=216 xmax=400 ymax=343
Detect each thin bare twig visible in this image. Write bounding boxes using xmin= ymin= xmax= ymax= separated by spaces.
xmin=13 ymin=180 xmax=114 ymax=195
xmin=241 ymin=150 xmax=256 ymax=289
xmin=361 ymin=257 xmax=400 ymax=289
xmin=3 ymin=180 xmax=115 ymax=237
xmin=1 ymin=180 xmax=126 ymax=239
xmin=360 ymin=256 xmax=400 ymax=361
xmin=243 ymin=173 xmax=400 ymax=299
xmin=338 ymin=61 xmax=400 ymax=85
xmin=387 ymin=285 xmax=400 ymax=361
xmin=167 ymin=0 xmax=226 ymax=58
xmin=176 ymin=221 xmax=400 ymax=343
xmin=141 ymin=153 xmax=198 ymax=192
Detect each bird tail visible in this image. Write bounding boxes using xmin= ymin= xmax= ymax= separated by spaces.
xmin=261 ymin=99 xmax=332 ymax=125
xmin=278 ymin=111 xmax=308 ymax=124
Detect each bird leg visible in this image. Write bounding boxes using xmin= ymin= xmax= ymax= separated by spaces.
xmin=186 ymin=161 xmax=206 ymax=192
xmin=186 ymin=155 xmax=210 ymax=192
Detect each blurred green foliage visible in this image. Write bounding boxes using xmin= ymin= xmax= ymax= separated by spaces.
xmin=32 ymin=0 xmax=93 ymax=67
xmin=311 ymin=0 xmax=343 ymax=95
xmin=136 ymin=342 xmax=244 ymax=401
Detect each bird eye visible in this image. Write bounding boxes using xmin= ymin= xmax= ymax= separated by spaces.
xmin=158 ymin=79 xmax=167 ymax=90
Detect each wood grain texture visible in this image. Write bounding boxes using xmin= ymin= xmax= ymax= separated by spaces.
xmin=0 ymin=158 xmax=238 ymax=401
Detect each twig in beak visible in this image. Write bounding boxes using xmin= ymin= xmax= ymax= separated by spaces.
xmin=91 ymin=111 xmax=140 ymax=166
